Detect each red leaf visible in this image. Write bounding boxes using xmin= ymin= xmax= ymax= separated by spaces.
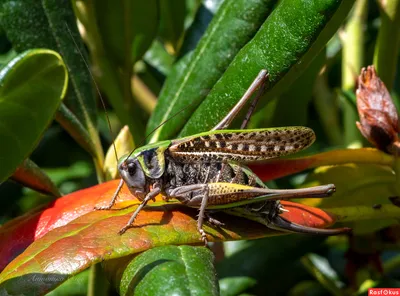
xmin=0 ymin=181 xmax=342 ymax=294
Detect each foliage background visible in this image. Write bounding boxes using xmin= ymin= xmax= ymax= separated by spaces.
xmin=0 ymin=0 xmax=400 ymax=295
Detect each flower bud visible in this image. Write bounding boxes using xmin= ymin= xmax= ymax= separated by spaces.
xmin=356 ymin=66 xmax=399 ymax=153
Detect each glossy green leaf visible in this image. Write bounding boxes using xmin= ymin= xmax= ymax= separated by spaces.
xmin=143 ymin=40 xmax=174 ymax=77
xmin=0 ymin=0 xmax=104 ymax=165
xmin=103 ymin=246 xmax=218 ymax=296
xmin=180 ymin=0 xmax=355 ymax=137
xmin=147 ymin=0 xmax=277 ymax=143
xmin=0 ymin=49 xmax=67 ymax=183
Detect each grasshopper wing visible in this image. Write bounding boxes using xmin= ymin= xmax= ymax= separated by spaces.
xmin=169 ymin=127 xmax=315 ymax=162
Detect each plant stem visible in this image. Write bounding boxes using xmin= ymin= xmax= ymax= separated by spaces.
xmin=88 ymin=264 xmax=109 ymax=296
xmin=301 ymin=254 xmax=345 ymax=296
xmin=313 ymin=68 xmax=342 ymax=146
xmin=342 ymin=0 xmax=368 ymax=90
xmin=373 ymin=0 xmax=400 ymax=91
xmin=131 ymin=75 xmax=157 ymax=114
xmin=341 ymin=0 xmax=368 ymax=146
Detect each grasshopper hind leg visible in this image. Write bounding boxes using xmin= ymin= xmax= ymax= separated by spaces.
xmin=269 ymin=214 xmax=351 ymax=235
xmin=212 ymin=69 xmax=269 ymax=131
xmin=269 ymin=203 xmax=351 ymax=235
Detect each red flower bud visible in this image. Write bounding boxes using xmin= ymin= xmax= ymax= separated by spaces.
xmin=356 ymin=66 xmax=399 ymax=153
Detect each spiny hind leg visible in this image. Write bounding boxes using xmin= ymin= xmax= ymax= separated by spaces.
xmin=95 ymin=179 xmax=124 ymax=210
xmin=212 ymin=69 xmax=269 ymax=130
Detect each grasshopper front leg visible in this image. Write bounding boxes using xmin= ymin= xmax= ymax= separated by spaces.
xmin=119 ymin=185 xmax=161 ymax=234
xmin=95 ymin=179 xmax=125 ymax=210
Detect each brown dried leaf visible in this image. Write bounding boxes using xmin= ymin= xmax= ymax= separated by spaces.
xmin=356 ymin=66 xmax=399 ymax=153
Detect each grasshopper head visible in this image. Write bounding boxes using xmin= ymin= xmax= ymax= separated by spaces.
xmin=118 ymin=156 xmax=146 ymax=201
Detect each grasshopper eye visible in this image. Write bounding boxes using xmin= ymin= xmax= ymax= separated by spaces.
xmin=127 ymin=162 xmax=136 ymax=176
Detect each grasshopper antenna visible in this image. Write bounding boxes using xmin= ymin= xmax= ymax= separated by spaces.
xmin=124 ymin=99 xmax=201 ymax=160
xmin=66 ymin=22 xmax=125 ymax=210
xmin=65 ymin=23 xmax=119 ymax=164
xmin=67 ymin=22 xmax=200 ymax=168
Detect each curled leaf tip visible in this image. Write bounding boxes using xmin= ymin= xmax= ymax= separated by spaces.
xmin=356 ymin=65 xmax=399 ymax=154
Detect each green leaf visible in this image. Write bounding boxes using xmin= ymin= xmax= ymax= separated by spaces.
xmin=45 ymin=270 xmax=89 ymax=296
xmin=218 ymin=236 xmax=328 ymax=295
xmin=0 ymin=49 xmax=67 ymax=183
xmin=270 ymin=48 xmax=326 ymax=127
xmin=147 ymin=0 xmax=277 ymax=143
xmin=301 ymin=253 xmax=344 ymax=296
xmin=0 ymin=0 xmax=104 ymax=166
xmin=11 ymin=158 xmax=61 ymax=197
xmin=301 ymin=163 xmax=398 ymax=234
xmin=219 ymin=276 xmax=257 ymax=296
xmin=143 ymin=40 xmax=174 ymax=77
xmin=103 ymin=246 xmax=219 ymax=296
xmin=178 ymin=0 xmax=224 ymax=57
xmin=93 ymin=0 xmax=159 ymax=67
xmin=179 ymin=0 xmax=355 ymax=137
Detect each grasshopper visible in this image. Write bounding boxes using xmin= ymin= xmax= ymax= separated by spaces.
xmin=97 ymin=70 xmax=346 ymax=243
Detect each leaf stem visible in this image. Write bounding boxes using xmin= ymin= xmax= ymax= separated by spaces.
xmin=88 ymin=264 xmax=109 ymax=296
xmin=341 ymin=0 xmax=368 ymax=146
xmin=373 ymin=0 xmax=400 ymax=90
xmin=75 ymin=0 xmax=144 ymax=146
xmin=301 ymin=254 xmax=345 ymax=296
xmin=313 ymin=68 xmax=342 ymax=146
xmin=131 ymin=75 xmax=157 ymax=114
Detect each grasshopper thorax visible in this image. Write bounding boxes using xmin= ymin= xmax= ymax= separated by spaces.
xmin=118 ymin=141 xmax=171 ymax=200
